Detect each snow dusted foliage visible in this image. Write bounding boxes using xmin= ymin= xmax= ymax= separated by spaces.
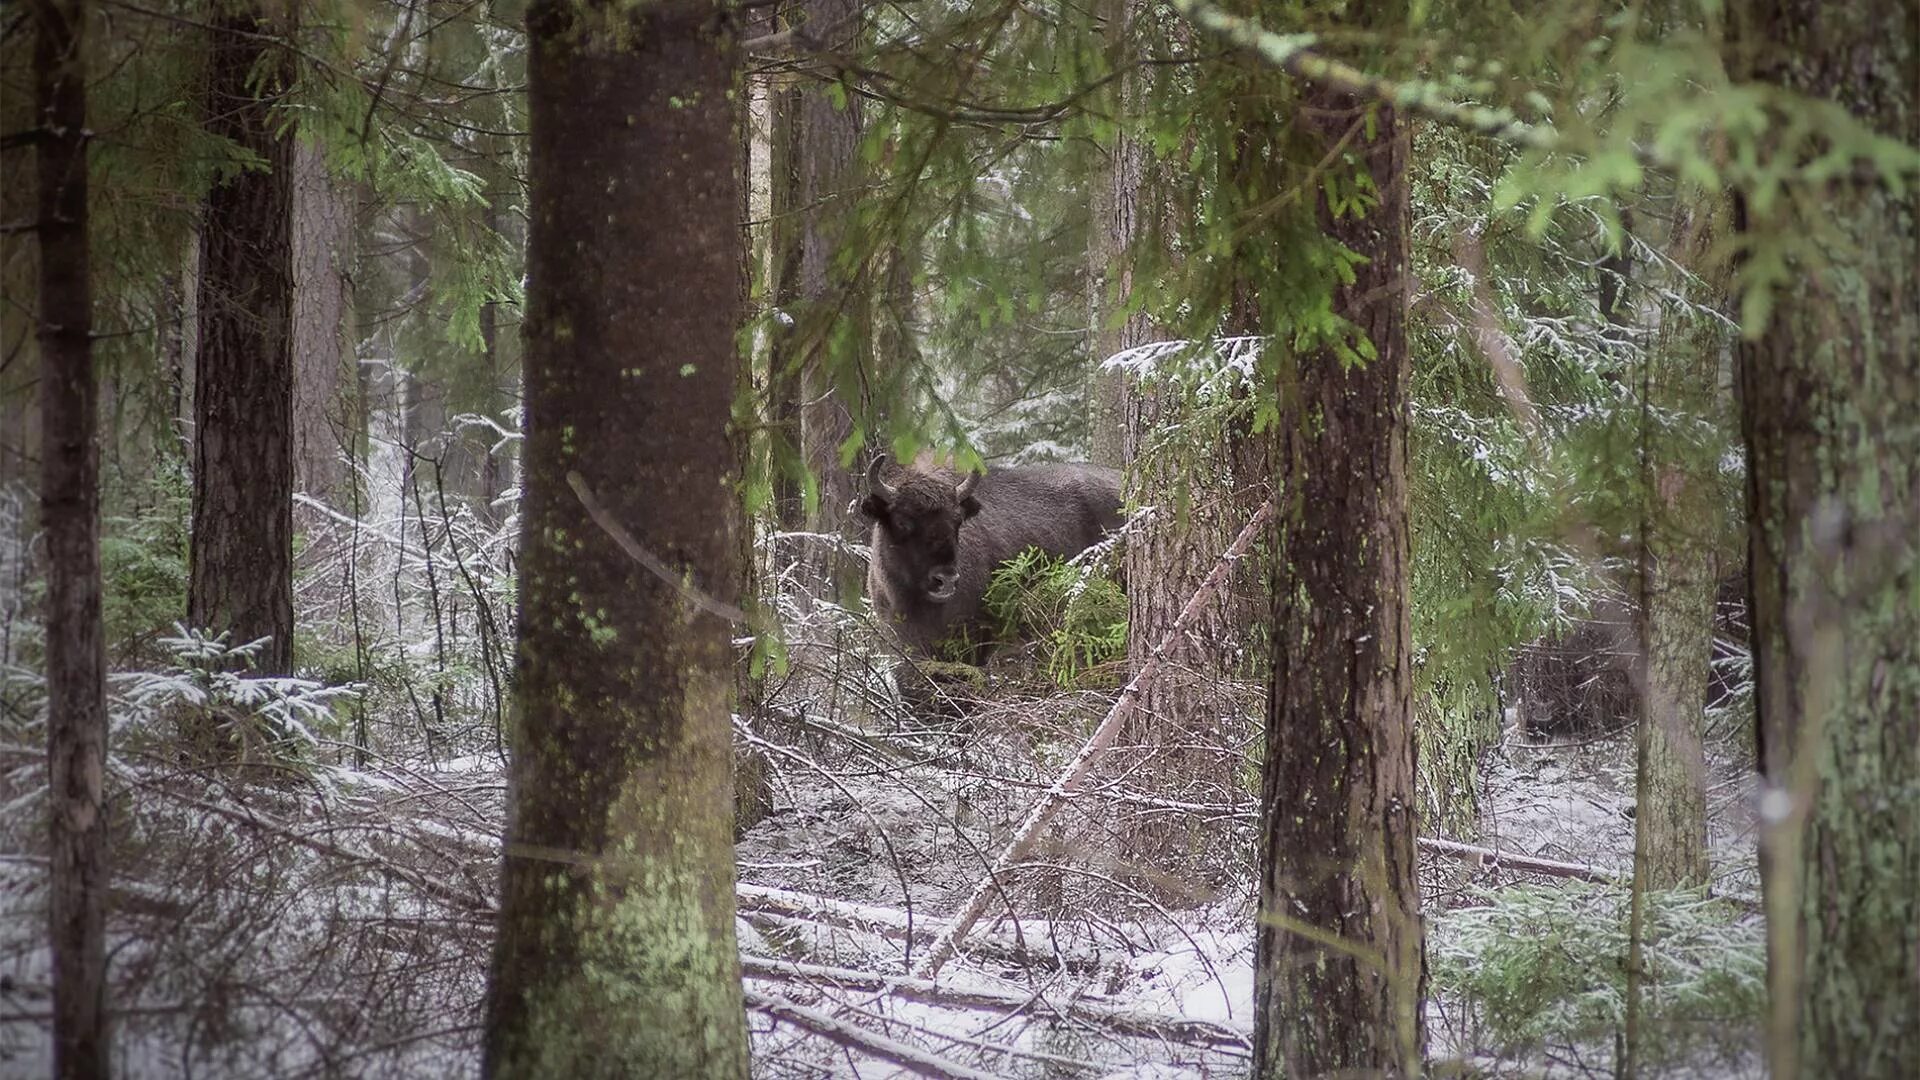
xmin=0 ymin=393 xmax=1762 ymax=1078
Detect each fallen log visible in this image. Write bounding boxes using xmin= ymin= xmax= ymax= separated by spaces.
xmin=747 ymin=988 xmax=1002 ymax=1080
xmin=743 ymin=954 xmax=1251 ymax=1051
xmin=1415 ymin=836 xmax=1626 ymax=884
xmin=737 ymin=883 xmax=1100 ymax=972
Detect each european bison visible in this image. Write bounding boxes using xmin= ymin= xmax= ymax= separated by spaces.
xmin=859 ymin=454 xmax=1124 ymax=660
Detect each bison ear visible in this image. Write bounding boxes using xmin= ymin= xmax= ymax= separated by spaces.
xmin=860 ymin=493 xmax=890 ymax=522
xmin=960 ymin=495 xmax=982 ymax=519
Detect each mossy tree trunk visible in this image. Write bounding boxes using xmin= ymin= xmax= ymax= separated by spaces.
xmin=481 ymin=1 xmax=750 ymax=1076
xmin=34 ymin=0 xmax=110 ymax=1072
xmin=189 ymin=0 xmax=297 ymax=679
xmin=1254 ymin=83 xmax=1425 ymax=1077
xmin=1736 ymin=1 xmax=1920 ymax=1075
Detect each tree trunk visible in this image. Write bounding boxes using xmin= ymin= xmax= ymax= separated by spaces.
xmin=35 ymin=0 xmax=110 ymax=1072
xmin=1636 ymin=467 xmax=1717 ymax=891
xmin=481 ymin=1 xmax=750 ymax=1076
xmin=291 ymin=137 xmax=353 ymax=515
xmin=1254 ymin=87 xmax=1425 ymax=1078
xmin=1736 ymin=3 xmax=1920 ymax=1075
xmin=189 ymin=0 xmax=296 ymax=679
xmin=789 ymin=0 xmax=865 ymax=598
xmin=1629 ymin=195 xmax=1726 ymax=894
xmin=1085 ymin=0 xmax=1150 ymax=471
xmin=1103 ymin=0 xmax=1263 ymax=900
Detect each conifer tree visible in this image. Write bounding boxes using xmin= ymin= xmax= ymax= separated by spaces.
xmin=482 ymin=0 xmax=751 ymax=1074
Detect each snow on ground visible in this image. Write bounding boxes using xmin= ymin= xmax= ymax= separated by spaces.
xmin=1 ymin=647 xmax=1761 ymax=1078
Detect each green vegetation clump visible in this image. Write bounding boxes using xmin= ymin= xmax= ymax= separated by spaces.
xmin=983 ymin=547 xmax=1127 ymax=687
xmin=1430 ymin=883 xmax=1764 ymax=1067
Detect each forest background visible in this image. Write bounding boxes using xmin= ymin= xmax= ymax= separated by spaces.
xmin=1 ymin=0 xmax=1915 ymax=1076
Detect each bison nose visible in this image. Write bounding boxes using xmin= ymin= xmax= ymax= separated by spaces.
xmin=926 ymin=567 xmax=959 ymax=601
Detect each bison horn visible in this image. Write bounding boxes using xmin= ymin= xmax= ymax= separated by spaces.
xmin=954 ymin=470 xmax=980 ymax=500
xmin=868 ymin=455 xmax=898 ymax=499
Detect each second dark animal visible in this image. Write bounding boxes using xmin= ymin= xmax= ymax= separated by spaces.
xmin=859 ymin=454 xmax=1125 ymax=661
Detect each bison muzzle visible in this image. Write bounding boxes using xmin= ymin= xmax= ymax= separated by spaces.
xmin=860 ymin=454 xmax=1124 ymax=661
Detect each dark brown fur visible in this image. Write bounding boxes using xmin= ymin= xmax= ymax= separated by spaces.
xmin=861 ymin=455 xmax=1124 ymax=660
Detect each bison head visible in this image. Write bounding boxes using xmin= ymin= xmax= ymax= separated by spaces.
xmin=861 ymin=455 xmax=981 ymax=603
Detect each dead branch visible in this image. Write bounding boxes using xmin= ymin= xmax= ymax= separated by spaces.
xmin=742 ymin=955 xmax=1252 ymax=1051
xmin=737 ymin=883 xmax=1098 ymax=972
xmin=1417 ymin=836 xmax=1625 ymax=884
xmin=913 ymin=502 xmax=1275 ymax=980
xmin=746 ymin=988 xmax=1003 ymax=1080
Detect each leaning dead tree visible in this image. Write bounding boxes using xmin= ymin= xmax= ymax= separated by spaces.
xmin=915 ymin=502 xmax=1275 ymax=980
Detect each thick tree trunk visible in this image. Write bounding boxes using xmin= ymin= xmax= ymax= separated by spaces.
xmin=1254 ymin=89 xmax=1425 ymax=1077
xmin=291 ymin=138 xmax=353 ymax=515
xmin=481 ymin=1 xmax=750 ymax=1076
xmin=1104 ymin=0 xmax=1264 ymax=898
xmin=34 ymin=0 xmax=110 ymax=1073
xmin=1737 ymin=3 xmax=1920 ymax=1075
xmin=189 ymin=1 xmax=296 ymax=678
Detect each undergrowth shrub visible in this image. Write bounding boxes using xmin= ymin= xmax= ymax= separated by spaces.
xmin=1430 ymin=882 xmax=1764 ymax=1068
xmin=983 ymin=547 xmax=1126 ymax=687
xmin=114 ymin=628 xmax=360 ymax=769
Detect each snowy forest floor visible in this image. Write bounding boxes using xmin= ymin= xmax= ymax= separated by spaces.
xmin=0 ymin=495 xmax=1767 ymax=1078
xmin=0 ymin=661 xmax=1767 ymax=1078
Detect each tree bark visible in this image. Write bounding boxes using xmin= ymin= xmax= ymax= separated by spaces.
xmin=1631 ymin=198 xmax=1724 ymax=893
xmin=1105 ymin=1 xmax=1264 ymax=897
xmin=1736 ymin=2 xmax=1920 ymax=1076
xmin=787 ymin=0 xmax=865 ymax=597
xmin=34 ymin=0 xmax=110 ymax=1073
xmin=482 ymin=1 xmax=750 ymax=1076
xmin=1636 ymin=468 xmax=1717 ymax=891
xmin=291 ymin=138 xmax=352 ymax=514
xmin=1086 ymin=0 xmax=1153 ymax=470
xmin=189 ymin=0 xmax=296 ymax=678
xmin=1254 ymin=87 xmax=1425 ymax=1077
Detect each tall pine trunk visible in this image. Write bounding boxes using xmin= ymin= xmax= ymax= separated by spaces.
xmin=784 ymin=0 xmax=865 ymax=597
xmin=1109 ymin=6 xmax=1269 ymax=900
xmin=190 ymin=0 xmax=296 ymax=678
xmin=481 ymin=1 xmax=750 ymax=1074
xmin=35 ymin=0 xmax=109 ymax=1072
xmin=1254 ymin=86 xmax=1425 ymax=1076
xmin=291 ymin=138 xmax=353 ymax=517
xmin=1736 ymin=2 xmax=1920 ymax=1075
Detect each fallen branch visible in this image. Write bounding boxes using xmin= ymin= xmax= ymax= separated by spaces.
xmin=1417 ymin=836 xmax=1624 ymax=884
xmin=737 ymin=883 xmax=1099 ymax=972
xmin=914 ymin=502 xmax=1275 ymax=980
xmin=746 ymin=988 xmax=1002 ymax=1080
xmin=742 ymin=955 xmax=1252 ymax=1051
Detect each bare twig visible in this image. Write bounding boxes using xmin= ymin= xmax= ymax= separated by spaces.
xmin=914 ymin=501 xmax=1275 ymax=980
xmin=566 ymin=470 xmax=747 ymax=623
